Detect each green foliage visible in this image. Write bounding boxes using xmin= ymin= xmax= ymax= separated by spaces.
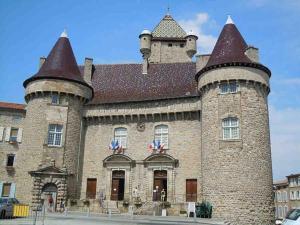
xmin=196 ymin=200 xmax=213 ymax=218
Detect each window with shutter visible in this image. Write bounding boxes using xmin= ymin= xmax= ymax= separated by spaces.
xmin=0 ymin=127 xmax=4 ymax=141
xmin=154 ymin=125 xmax=169 ymax=149
xmin=10 ymin=128 xmax=18 ymax=142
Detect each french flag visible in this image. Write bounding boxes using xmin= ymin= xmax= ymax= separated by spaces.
xmin=109 ymin=140 xmax=119 ymax=150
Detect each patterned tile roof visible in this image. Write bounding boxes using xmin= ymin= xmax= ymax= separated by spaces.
xmin=79 ymin=62 xmax=198 ymax=104
xmin=152 ymin=14 xmax=186 ymax=39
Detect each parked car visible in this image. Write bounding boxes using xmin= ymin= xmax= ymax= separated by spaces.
xmin=282 ymin=209 xmax=300 ymax=225
xmin=0 ymin=197 xmax=20 ymax=219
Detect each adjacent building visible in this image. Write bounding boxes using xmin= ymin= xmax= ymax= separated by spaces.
xmin=0 ymin=14 xmax=274 ymax=225
xmin=274 ymin=174 xmax=300 ymax=219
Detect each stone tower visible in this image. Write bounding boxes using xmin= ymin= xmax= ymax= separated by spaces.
xmin=196 ymin=17 xmax=274 ymax=225
xmin=139 ymin=14 xmax=197 ymax=65
xmin=17 ymin=31 xmax=93 ymax=205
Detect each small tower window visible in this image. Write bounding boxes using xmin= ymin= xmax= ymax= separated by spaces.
xmin=47 ymin=124 xmax=63 ymax=147
xmin=222 ymin=117 xmax=239 ymax=140
xmin=180 ymin=43 xmax=184 ymax=48
xmin=168 ymin=43 xmax=172 ymax=47
xmin=51 ymin=93 xmax=60 ymax=104
xmin=219 ymin=82 xmax=239 ymax=94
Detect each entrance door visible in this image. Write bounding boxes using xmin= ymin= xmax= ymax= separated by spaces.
xmin=186 ymin=179 xmax=197 ymax=202
xmin=111 ymin=170 xmax=125 ymax=201
xmin=86 ymin=178 xmax=97 ymax=199
xmin=42 ymin=183 xmax=58 ymax=212
xmin=153 ymin=170 xmax=167 ymax=201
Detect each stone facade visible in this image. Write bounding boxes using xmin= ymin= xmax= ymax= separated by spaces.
xmin=274 ymin=174 xmax=300 ymax=219
xmin=0 ymin=14 xmax=274 ymax=225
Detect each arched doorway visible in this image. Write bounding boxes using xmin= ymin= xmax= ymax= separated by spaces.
xmin=153 ymin=170 xmax=167 ymax=201
xmin=111 ymin=170 xmax=125 ymax=201
xmin=42 ymin=183 xmax=57 ymax=212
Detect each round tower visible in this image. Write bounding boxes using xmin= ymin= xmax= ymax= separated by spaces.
xmin=196 ymin=16 xmax=273 ymax=225
xmin=139 ymin=29 xmax=152 ymax=58
xmin=18 ymin=30 xmax=93 ymax=204
xmin=185 ymin=30 xmax=198 ymax=58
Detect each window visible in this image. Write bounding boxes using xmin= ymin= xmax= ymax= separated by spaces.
xmin=277 ymin=191 xmax=282 ymax=202
xmin=51 ymin=93 xmax=60 ymax=104
xmin=10 ymin=128 xmax=18 ymax=142
xmin=12 ymin=115 xmax=22 ymax=122
xmin=290 ymin=191 xmax=294 ymax=200
xmin=219 ymin=82 xmax=239 ymax=94
xmin=47 ymin=124 xmax=63 ymax=147
xmin=278 ymin=206 xmax=283 ymax=218
xmin=222 ymin=117 xmax=239 ymax=140
xmin=1 ymin=183 xmax=11 ymax=197
xmin=154 ymin=125 xmax=169 ymax=149
xmin=114 ymin=127 xmax=127 ymax=148
xmin=6 ymin=154 xmax=15 ymax=167
xmin=168 ymin=43 xmax=172 ymax=47
xmin=180 ymin=43 xmax=184 ymax=48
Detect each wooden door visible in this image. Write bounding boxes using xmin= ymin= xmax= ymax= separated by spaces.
xmin=153 ymin=170 xmax=167 ymax=201
xmin=86 ymin=178 xmax=97 ymax=199
xmin=186 ymin=179 xmax=197 ymax=202
xmin=111 ymin=179 xmax=119 ymax=200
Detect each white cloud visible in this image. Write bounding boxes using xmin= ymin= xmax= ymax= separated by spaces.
xmin=280 ymin=78 xmax=300 ymax=85
xmin=179 ymin=13 xmax=217 ymax=54
xmin=269 ymin=105 xmax=300 ymax=180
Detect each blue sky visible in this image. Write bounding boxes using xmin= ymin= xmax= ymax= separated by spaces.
xmin=0 ymin=0 xmax=299 ymax=180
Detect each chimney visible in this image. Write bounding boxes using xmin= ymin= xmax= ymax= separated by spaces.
xmin=245 ymin=46 xmax=259 ymax=63
xmin=84 ymin=57 xmax=93 ymax=85
xmin=196 ymin=54 xmax=210 ymax=72
xmin=39 ymin=57 xmax=46 ymax=69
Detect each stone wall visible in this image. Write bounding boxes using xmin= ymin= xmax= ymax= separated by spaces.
xmin=199 ymin=67 xmax=274 ymax=225
xmin=149 ymin=41 xmax=192 ymax=63
xmin=80 ymin=99 xmax=202 ymax=208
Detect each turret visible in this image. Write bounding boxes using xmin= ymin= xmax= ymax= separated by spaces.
xmin=185 ymin=30 xmax=198 ymax=58
xmin=139 ymin=29 xmax=152 ymax=74
xmin=17 ymin=30 xmax=93 ymax=206
xmin=196 ymin=16 xmax=273 ymax=225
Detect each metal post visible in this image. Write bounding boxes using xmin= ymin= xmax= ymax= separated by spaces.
xmin=87 ymin=206 xmax=90 ymax=217
xmin=42 ymin=204 xmax=45 ymax=225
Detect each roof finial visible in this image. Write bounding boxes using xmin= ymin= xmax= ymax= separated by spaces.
xmin=167 ymin=2 xmax=170 ymax=15
xmin=60 ymin=29 xmax=68 ymax=38
xmin=226 ymin=15 xmax=234 ymax=25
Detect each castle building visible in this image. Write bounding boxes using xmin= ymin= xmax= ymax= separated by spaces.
xmin=0 ymin=14 xmax=274 ymax=225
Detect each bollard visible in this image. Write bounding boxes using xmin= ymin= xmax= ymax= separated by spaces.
xmin=87 ymin=207 xmax=90 ymax=217
xmin=109 ymin=209 xmax=112 ymax=218
xmin=64 ymin=207 xmax=68 ymax=216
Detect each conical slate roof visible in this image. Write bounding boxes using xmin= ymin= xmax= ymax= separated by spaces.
xmin=24 ymin=31 xmax=90 ymax=88
xmin=206 ymin=17 xmax=252 ymax=67
xmin=152 ymin=14 xmax=186 ymax=39
xmin=196 ymin=17 xmax=271 ymax=80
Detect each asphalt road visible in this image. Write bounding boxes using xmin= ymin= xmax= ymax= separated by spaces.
xmin=0 ymin=213 xmax=224 ymax=225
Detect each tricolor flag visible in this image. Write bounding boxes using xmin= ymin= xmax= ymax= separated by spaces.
xmin=109 ymin=140 xmax=119 ymax=151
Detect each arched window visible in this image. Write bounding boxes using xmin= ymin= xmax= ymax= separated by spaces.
xmin=222 ymin=117 xmax=239 ymax=140
xmin=277 ymin=191 xmax=281 ymax=202
xmin=114 ymin=127 xmax=127 ymax=148
xmin=154 ymin=125 xmax=169 ymax=149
